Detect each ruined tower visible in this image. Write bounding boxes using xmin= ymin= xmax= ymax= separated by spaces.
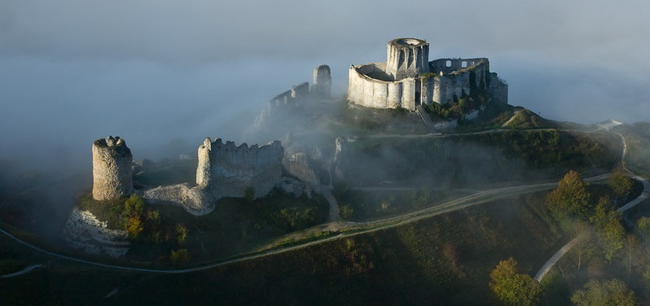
xmin=92 ymin=136 xmax=133 ymax=201
xmin=196 ymin=137 xmax=212 ymax=187
xmin=386 ymin=38 xmax=430 ymax=80
xmin=311 ymin=64 xmax=332 ymax=98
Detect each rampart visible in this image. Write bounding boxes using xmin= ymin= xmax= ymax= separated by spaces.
xmin=269 ymin=82 xmax=310 ymax=107
xmin=348 ymin=63 xmax=417 ymax=111
xmin=92 ymin=136 xmax=133 ymax=201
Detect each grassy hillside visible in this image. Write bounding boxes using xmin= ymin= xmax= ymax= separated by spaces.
xmin=339 ymin=130 xmax=620 ymax=189
xmin=1 ymin=192 xmax=563 ymax=305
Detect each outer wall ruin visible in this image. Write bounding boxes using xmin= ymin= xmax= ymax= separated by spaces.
xmin=198 ymin=138 xmax=284 ymax=200
xmin=348 ymin=38 xmax=508 ymax=111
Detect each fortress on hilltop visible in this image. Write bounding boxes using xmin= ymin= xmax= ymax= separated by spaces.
xmin=87 ymin=40 xmax=510 ymax=219
xmin=348 ymin=38 xmax=508 ymax=111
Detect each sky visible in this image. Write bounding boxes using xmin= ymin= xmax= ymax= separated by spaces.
xmin=1 ymin=0 xmax=649 ymax=173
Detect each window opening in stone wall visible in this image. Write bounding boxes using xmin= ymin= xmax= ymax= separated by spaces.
xmin=462 ymin=61 xmax=468 ymax=68
xmin=446 ymin=60 xmax=452 ymax=67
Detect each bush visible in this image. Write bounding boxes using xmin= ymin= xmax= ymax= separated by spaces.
xmin=170 ymin=249 xmax=190 ymax=266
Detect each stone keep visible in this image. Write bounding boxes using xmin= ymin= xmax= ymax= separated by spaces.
xmin=386 ymin=38 xmax=429 ymax=80
xmin=348 ymin=37 xmax=508 ymax=111
xmin=92 ymin=136 xmax=133 ymax=200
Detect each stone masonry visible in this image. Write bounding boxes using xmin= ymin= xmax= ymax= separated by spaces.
xmin=92 ymin=136 xmax=133 ymax=201
xmin=348 ymin=38 xmax=508 ymax=111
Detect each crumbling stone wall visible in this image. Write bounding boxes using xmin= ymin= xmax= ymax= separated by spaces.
xmin=141 ymin=137 xmax=284 ymax=216
xmin=92 ymin=136 xmax=133 ymax=200
xmin=201 ymin=138 xmax=284 ymax=200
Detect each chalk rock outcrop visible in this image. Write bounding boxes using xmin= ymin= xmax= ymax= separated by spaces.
xmin=63 ymin=207 xmax=130 ymax=258
xmin=92 ymin=136 xmax=133 ymax=201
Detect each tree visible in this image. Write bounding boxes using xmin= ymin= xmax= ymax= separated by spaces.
xmin=170 ymin=249 xmax=190 ymax=265
xmin=609 ymin=166 xmax=633 ymax=199
xmin=569 ymin=221 xmax=593 ymax=270
xmin=589 ymin=197 xmax=614 ymax=225
xmin=570 ymin=278 xmax=636 ymax=306
xmin=126 ymin=217 xmax=144 ymax=239
xmin=175 ymin=223 xmax=188 ymax=244
xmin=636 ymin=216 xmax=650 ymax=245
xmin=124 ymin=194 xmax=145 ymax=218
xmin=547 ymin=171 xmax=591 ymax=219
xmin=624 ymin=235 xmax=640 ymax=275
xmin=598 ymin=214 xmax=625 ymax=264
xmin=489 ymin=257 xmax=544 ymax=305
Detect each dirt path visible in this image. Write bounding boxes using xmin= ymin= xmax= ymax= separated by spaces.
xmin=0 ymin=264 xmax=44 ymax=278
xmin=0 ymin=126 xmax=636 ymax=276
xmin=534 ymin=130 xmax=649 ymax=282
xmin=501 ymin=110 xmax=521 ymax=127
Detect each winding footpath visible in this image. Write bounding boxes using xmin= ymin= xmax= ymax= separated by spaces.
xmin=0 ymin=123 xmax=645 ymax=277
xmin=534 ymin=127 xmax=650 ymax=282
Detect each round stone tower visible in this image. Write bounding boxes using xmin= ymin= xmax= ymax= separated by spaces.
xmin=92 ymin=136 xmax=133 ymax=201
xmin=386 ymin=38 xmax=430 ymax=80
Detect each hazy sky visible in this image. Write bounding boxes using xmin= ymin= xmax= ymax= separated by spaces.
xmin=1 ymin=0 xmax=649 ymax=173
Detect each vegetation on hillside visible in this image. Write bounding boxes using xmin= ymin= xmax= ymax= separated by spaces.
xmin=0 ymin=192 xmax=565 ymax=305
xmin=489 ymin=257 xmax=544 ymax=305
xmin=616 ymin=122 xmax=650 ymax=176
xmin=543 ymin=167 xmax=647 ymax=303
xmin=341 ymin=130 xmax=619 ymax=188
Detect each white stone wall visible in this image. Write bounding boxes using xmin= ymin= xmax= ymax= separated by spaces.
xmin=348 ymin=64 xmax=417 ymax=111
xmin=209 ymin=138 xmax=283 ymax=200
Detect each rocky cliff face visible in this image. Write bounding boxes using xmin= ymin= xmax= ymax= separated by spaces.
xmin=92 ymin=136 xmax=133 ymax=201
xmin=63 ymin=207 xmax=130 ymax=258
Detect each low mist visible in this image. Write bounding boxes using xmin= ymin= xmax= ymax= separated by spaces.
xmin=1 ymin=0 xmax=649 ymax=177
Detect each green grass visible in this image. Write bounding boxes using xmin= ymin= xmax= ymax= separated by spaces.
xmin=1 ymin=191 xmax=565 ymax=305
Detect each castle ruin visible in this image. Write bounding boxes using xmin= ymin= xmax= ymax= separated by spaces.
xmin=348 ymin=38 xmax=508 ymax=111
xmin=136 ymin=137 xmax=285 ymax=216
xmin=92 ymin=136 xmax=133 ymax=201
xmin=197 ymin=138 xmax=284 ymax=200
